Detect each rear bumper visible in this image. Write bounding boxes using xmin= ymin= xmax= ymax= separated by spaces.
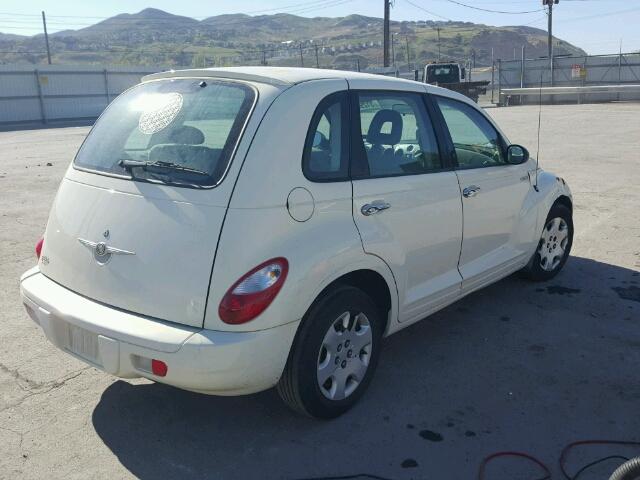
xmin=20 ymin=267 xmax=299 ymax=395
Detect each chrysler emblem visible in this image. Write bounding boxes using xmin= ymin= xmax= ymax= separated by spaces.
xmin=95 ymin=242 xmax=108 ymax=257
xmin=78 ymin=236 xmax=135 ymax=265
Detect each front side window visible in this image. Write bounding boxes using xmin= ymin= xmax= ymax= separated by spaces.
xmin=302 ymin=92 xmax=349 ymax=182
xmin=435 ymin=96 xmax=506 ymax=169
xmin=74 ymin=78 xmax=255 ymax=188
xmin=354 ymin=92 xmax=442 ymax=178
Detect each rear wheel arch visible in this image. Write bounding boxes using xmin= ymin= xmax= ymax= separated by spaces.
xmin=313 ymin=269 xmax=392 ymax=335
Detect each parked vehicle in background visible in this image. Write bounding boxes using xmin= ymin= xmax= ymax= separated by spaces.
xmin=423 ymin=61 xmax=490 ymax=103
xmin=20 ymin=67 xmax=573 ymax=419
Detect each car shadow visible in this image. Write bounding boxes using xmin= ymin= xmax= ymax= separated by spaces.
xmin=92 ymin=256 xmax=640 ymax=480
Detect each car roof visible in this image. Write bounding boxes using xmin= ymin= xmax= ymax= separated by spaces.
xmin=143 ymin=66 xmax=426 ymax=89
xmin=141 ymin=66 xmax=479 ymax=109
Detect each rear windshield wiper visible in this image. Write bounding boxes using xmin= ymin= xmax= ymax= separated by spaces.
xmin=119 ymin=159 xmax=210 ymax=177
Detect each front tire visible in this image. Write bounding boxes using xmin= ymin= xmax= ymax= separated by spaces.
xmin=521 ymin=203 xmax=573 ymax=281
xmin=277 ymin=285 xmax=383 ymax=419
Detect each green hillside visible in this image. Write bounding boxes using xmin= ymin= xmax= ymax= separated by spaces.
xmin=0 ymin=8 xmax=586 ymax=69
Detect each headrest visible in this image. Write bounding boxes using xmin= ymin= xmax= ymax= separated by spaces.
xmin=366 ymin=109 xmax=403 ymax=145
xmin=148 ymin=144 xmax=214 ymax=172
xmin=150 ymin=125 xmax=205 ymax=146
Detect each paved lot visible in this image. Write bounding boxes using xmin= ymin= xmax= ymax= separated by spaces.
xmin=1 ymin=103 xmax=639 ymax=480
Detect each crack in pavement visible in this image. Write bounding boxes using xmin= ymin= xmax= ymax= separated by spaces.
xmin=0 ymin=366 xmax=91 ymax=414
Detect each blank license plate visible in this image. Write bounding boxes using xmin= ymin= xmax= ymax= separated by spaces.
xmin=66 ymin=324 xmax=100 ymax=365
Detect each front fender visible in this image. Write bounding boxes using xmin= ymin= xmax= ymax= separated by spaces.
xmin=523 ymin=169 xmax=573 ymax=258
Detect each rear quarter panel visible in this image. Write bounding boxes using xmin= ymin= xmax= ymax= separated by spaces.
xmin=203 ymin=79 xmax=398 ymax=332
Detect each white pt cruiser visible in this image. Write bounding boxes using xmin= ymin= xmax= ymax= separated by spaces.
xmin=20 ymin=67 xmax=573 ymax=418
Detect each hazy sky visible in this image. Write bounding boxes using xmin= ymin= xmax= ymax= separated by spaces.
xmin=0 ymin=0 xmax=636 ymax=55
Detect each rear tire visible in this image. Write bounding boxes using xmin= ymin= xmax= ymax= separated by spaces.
xmin=277 ymin=285 xmax=383 ymax=419
xmin=521 ymin=203 xmax=573 ymax=281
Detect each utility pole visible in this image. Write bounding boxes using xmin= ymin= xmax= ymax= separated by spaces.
xmin=543 ymin=0 xmax=559 ymax=85
xmin=383 ymin=0 xmax=391 ymax=67
xmin=315 ymin=43 xmax=320 ymax=68
xmin=41 ymin=11 xmax=52 ymax=65
xmin=261 ymin=50 xmax=267 ymax=66
xmin=299 ymin=42 xmax=304 ymax=67
xmin=436 ymin=27 xmax=441 ymax=61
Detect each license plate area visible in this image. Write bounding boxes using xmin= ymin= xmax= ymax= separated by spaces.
xmin=65 ymin=324 xmax=100 ymax=366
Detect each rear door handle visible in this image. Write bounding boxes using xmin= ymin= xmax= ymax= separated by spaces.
xmin=361 ymin=201 xmax=391 ymax=216
xmin=462 ymin=185 xmax=481 ymax=198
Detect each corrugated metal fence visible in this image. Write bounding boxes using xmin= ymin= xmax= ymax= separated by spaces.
xmin=498 ymin=53 xmax=640 ymax=104
xmin=0 ymin=65 xmax=162 ymax=127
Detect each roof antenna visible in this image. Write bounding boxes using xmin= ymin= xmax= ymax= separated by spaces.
xmin=534 ymin=70 xmax=543 ymax=192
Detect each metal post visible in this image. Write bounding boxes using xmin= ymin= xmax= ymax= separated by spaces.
xmin=383 ymin=0 xmax=391 ymax=67
xmin=520 ymin=46 xmax=526 ymax=88
xmin=618 ymin=41 xmax=623 ymax=85
xmin=405 ymin=36 xmax=411 ymax=70
xmin=519 ymin=46 xmax=526 ymax=105
xmin=103 ymin=69 xmax=110 ymax=105
xmin=497 ymin=59 xmax=502 ymax=107
xmin=299 ymin=43 xmax=304 ymax=67
xmin=491 ymin=48 xmax=495 ymax=104
xmin=42 ymin=11 xmax=52 ymax=65
xmin=356 ymin=58 xmax=361 ymax=72
xmin=34 ymin=69 xmax=46 ymax=124
xmin=315 ymin=44 xmax=320 ymax=69
xmin=548 ymin=2 xmax=554 ymax=87
xmin=618 ymin=42 xmax=622 ymax=101
xmin=436 ymin=27 xmax=441 ymax=61
xmin=391 ymin=34 xmax=396 ymax=68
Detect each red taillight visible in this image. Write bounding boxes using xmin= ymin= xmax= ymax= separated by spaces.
xmin=35 ymin=237 xmax=44 ymax=260
xmin=151 ymin=359 xmax=168 ymax=377
xmin=219 ymin=258 xmax=289 ymax=325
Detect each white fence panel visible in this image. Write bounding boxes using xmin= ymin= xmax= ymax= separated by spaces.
xmin=0 ymin=65 xmax=163 ymax=127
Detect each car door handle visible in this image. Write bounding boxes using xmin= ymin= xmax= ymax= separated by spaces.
xmin=361 ymin=201 xmax=391 ymax=216
xmin=462 ymin=186 xmax=481 ymax=198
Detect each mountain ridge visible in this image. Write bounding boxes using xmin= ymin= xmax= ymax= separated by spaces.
xmin=0 ymin=8 xmax=587 ymax=69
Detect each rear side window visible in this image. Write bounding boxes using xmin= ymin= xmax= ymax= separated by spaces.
xmin=302 ymin=91 xmax=349 ymax=182
xmin=435 ymin=96 xmax=506 ymax=169
xmin=353 ymin=91 xmax=442 ymax=178
xmin=74 ymin=78 xmax=255 ymax=188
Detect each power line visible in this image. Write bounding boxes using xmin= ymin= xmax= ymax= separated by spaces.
xmin=403 ymin=0 xmax=451 ymax=21
xmin=440 ymin=0 xmax=544 ymax=14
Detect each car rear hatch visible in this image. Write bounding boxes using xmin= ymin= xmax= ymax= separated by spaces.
xmin=39 ymin=77 xmax=259 ymax=328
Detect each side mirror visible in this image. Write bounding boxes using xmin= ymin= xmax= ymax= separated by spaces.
xmin=507 ymin=144 xmax=529 ymax=165
xmin=460 ymin=67 xmax=466 ymax=79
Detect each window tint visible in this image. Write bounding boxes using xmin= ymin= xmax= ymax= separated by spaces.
xmin=74 ymin=79 xmax=255 ymax=188
xmin=303 ymin=92 xmax=348 ymax=182
xmin=355 ymin=92 xmax=441 ymax=178
xmin=435 ymin=96 xmax=506 ymax=169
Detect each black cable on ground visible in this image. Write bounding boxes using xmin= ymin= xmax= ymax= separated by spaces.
xmin=571 ymin=455 xmax=629 ymax=480
xmin=560 ymin=440 xmax=640 ymax=480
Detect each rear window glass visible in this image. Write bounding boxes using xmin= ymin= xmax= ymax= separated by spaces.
xmin=74 ymin=78 xmax=255 ymax=188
